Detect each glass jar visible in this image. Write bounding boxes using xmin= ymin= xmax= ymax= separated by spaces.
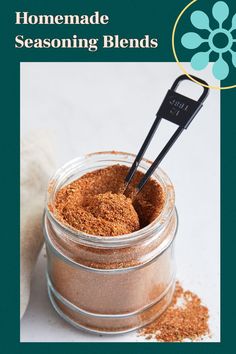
xmin=43 ymin=151 xmax=178 ymax=334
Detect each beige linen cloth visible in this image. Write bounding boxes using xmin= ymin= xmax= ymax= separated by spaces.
xmin=20 ymin=132 xmax=55 ymax=319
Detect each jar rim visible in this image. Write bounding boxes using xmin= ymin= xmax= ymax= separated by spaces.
xmin=45 ymin=151 xmax=175 ymax=247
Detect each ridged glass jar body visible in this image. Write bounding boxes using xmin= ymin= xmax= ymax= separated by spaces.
xmin=44 ymin=152 xmax=178 ymax=333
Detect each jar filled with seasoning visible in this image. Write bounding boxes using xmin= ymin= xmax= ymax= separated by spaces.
xmin=43 ymin=151 xmax=178 ymax=333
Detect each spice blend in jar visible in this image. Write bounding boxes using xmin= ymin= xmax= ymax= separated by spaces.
xmin=44 ymin=152 xmax=177 ymax=333
xmin=51 ymin=165 xmax=165 ymax=236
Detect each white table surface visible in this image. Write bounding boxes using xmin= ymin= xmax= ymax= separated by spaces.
xmin=20 ymin=62 xmax=220 ymax=342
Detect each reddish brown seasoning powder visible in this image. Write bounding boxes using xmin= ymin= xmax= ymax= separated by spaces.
xmin=139 ymin=282 xmax=210 ymax=342
xmin=53 ymin=164 xmax=165 ymax=236
xmin=48 ymin=164 xmax=210 ymax=337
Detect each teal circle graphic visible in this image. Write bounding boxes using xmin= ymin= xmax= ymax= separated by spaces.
xmin=209 ymin=28 xmax=233 ymax=53
xmin=181 ymin=1 xmax=236 ymax=81
xmin=212 ymin=32 xmax=229 ymax=49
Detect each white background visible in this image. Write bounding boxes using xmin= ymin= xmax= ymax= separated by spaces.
xmin=20 ymin=62 xmax=220 ymax=342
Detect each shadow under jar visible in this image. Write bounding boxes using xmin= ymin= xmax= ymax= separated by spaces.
xmin=43 ymin=151 xmax=178 ymax=334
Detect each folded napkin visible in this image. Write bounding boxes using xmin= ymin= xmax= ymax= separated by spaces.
xmin=20 ymin=131 xmax=55 ymax=319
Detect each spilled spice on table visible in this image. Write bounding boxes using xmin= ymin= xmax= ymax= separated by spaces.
xmin=139 ymin=281 xmax=210 ymax=342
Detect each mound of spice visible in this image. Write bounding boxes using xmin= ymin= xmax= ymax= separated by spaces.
xmin=52 ymin=164 xmax=165 ymax=236
xmin=139 ymin=282 xmax=210 ymax=342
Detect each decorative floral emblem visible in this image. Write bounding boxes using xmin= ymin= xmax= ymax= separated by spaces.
xmin=181 ymin=1 xmax=236 ymax=80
